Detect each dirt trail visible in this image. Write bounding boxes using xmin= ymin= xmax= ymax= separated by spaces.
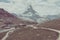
xmin=1 ymin=27 xmax=15 ymax=40
xmin=40 ymin=27 xmax=60 ymax=40
xmin=26 ymin=25 xmax=60 ymax=40
xmin=0 ymin=25 xmax=60 ymax=40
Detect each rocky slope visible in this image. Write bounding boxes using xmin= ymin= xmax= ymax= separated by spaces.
xmin=38 ymin=18 xmax=60 ymax=30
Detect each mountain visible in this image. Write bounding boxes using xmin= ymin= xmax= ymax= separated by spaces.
xmin=0 ymin=8 xmax=37 ymax=28
xmin=0 ymin=8 xmax=16 ymax=18
xmin=0 ymin=8 xmax=20 ymax=27
xmin=18 ymin=5 xmax=47 ymax=23
xmin=0 ymin=8 xmax=59 ymax=40
xmin=17 ymin=5 xmax=60 ymax=23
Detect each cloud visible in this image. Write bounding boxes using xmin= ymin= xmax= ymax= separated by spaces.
xmin=0 ymin=0 xmax=60 ymax=16
xmin=30 ymin=0 xmax=60 ymax=16
xmin=0 ymin=0 xmax=29 ymax=14
xmin=0 ymin=0 xmax=10 ymax=3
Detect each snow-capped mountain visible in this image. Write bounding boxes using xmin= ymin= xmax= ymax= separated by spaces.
xmin=0 ymin=0 xmax=60 ymax=23
xmin=16 ymin=5 xmax=47 ymax=23
xmin=15 ymin=5 xmax=60 ymax=23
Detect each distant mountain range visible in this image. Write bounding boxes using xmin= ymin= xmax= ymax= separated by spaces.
xmin=0 ymin=7 xmax=60 ymax=24
xmin=45 ymin=15 xmax=60 ymax=20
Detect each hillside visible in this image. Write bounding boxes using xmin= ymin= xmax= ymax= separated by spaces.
xmin=0 ymin=8 xmax=59 ymax=40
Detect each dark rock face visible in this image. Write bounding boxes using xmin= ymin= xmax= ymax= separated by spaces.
xmin=0 ymin=8 xmax=19 ymax=28
xmin=0 ymin=8 xmax=60 ymax=40
xmin=0 ymin=8 xmax=16 ymax=18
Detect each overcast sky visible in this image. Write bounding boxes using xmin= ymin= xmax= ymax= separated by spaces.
xmin=0 ymin=0 xmax=60 ymax=16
